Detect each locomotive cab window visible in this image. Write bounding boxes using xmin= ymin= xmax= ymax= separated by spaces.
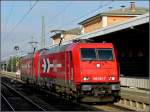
xmin=97 ymin=48 xmax=114 ymax=60
xmin=80 ymin=48 xmax=96 ymax=60
xmin=80 ymin=48 xmax=114 ymax=61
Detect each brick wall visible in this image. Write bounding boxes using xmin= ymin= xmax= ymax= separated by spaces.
xmin=64 ymin=34 xmax=77 ymax=41
xmin=53 ymin=35 xmax=61 ymax=44
xmin=107 ymin=16 xmax=134 ymax=26
xmin=83 ymin=17 xmax=102 ymax=33
xmin=82 ymin=16 xmax=135 ymax=34
xmin=53 ymin=33 xmax=78 ymax=44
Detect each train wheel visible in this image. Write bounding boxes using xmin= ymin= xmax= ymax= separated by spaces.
xmin=51 ymin=84 xmax=56 ymax=92
xmin=26 ymin=79 xmax=29 ymax=84
xmin=73 ymin=94 xmax=80 ymax=103
xmin=113 ymin=96 xmax=121 ymax=103
xmin=58 ymin=92 xmax=63 ymax=97
xmin=66 ymin=94 xmax=72 ymax=101
xmin=73 ymin=97 xmax=80 ymax=103
xmin=63 ymin=93 xmax=68 ymax=98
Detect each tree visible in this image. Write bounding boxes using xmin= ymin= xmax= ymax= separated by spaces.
xmin=7 ymin=56 xmax=20 ymax=72
xmin=7 ymin=57 xmax=12 ymax=72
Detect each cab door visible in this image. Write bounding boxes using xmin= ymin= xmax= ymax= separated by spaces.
xmin=33 ymin=51 xmax=40 ymax=80
xmin=66 ymin=51 xmax=73 ymax=87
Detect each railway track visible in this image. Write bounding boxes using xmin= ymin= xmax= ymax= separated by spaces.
xmin=1 ymin=82 xmax=46 ymax=111
xmin=1 ymin=73 xmax=133 ymax=111
xmin=13 ymin=81 xmax=132 ymax=111
xmin=89 ymin=103 xmax=133 ymax=112
xmin=1 ymin=93 xmax=15 ymax=111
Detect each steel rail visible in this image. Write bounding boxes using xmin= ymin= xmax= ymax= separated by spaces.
xmin=1 ymin=82 xmax=46 ymax=111
xmin=34 ymin=86 xmax=132 ymax=111
xmin=1 ymin=73 xmax=139 ymax=111
xmin=1 ymin=93 xmax=15 ymax=112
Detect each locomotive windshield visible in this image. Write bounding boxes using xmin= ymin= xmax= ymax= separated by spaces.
xmin=80 ymin=48 xmax=114 ymax=61
xmin=80 ymin=48 xmax=97 ymax=60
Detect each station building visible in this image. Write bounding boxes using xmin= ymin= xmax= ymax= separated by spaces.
xmin=50 ymin=2 xmax=149 ymax=77
xmin=79 ymin=2 xmax=148 ymax=34
xmin=50 ymin=27 xmax=81 ymax=45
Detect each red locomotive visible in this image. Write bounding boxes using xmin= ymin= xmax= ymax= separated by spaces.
xmin=20 ymin=41 xmax=120 ymax=102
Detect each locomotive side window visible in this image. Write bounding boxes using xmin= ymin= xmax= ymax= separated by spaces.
xmin=97 ymin=48 xmax=114 ymax=60
xmin=80 ymin=48 xmax=96 ymax=60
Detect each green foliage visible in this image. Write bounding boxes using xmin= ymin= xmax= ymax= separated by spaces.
xmin=7 ymin=56 xmax=20 ymax=72
xmin=7 ymin=58 xmax=12 ymax=71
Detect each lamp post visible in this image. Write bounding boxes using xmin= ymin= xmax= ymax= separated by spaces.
xmin=14 ymin=46 xmax=19 ymax=60
xmin=10 ymin=55 xmax=13 ymax=72
xmin=14 ymin=46 xmax=19 ymax=72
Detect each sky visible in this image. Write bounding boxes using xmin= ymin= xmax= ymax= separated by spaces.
xmin=1 ymin=0 xmax=149 ymax=60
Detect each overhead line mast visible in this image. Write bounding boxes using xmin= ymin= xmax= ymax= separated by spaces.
xmin=41 ymin=16 xmax=45 ymax=49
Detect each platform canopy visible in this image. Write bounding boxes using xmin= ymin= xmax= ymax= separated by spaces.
xmin=62 ymin=13 xmax=149 ymax=45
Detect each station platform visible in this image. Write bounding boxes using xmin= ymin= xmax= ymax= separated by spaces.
xmin=120 ymin=76 xmax=149 ymax=90
xmin=121 ymin=87 xmax=149 ymax=104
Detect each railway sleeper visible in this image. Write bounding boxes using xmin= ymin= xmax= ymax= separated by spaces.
xmin=115 ymin=98 xmax=149 ymax=111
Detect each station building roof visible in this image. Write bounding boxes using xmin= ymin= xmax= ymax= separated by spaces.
xmin=50 ymin=27 xmax=81 ymax=39
xmin=79 ymin=7 xmax=149 ymax=25
xmin=62 ymin=13 xmax=149 ymax=45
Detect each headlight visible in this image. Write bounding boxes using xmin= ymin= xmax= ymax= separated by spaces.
xmin=109 ymin=76 xmax=115 ymax=80
xmin=111 ymin=77 xmax=115 ymax=80
xmin=83 ymin=77 xmax=89 ymax=81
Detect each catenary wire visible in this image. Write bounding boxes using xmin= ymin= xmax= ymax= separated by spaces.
xmin=5 ymin=0 xmax=39 ymax=38
xmin=6 ymin=1 xmax=14 ymax=26
xmin=46 ymin=1 xmax=73 ymax=34
xmin=52 ymin=1 xmax=114 ymax=31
